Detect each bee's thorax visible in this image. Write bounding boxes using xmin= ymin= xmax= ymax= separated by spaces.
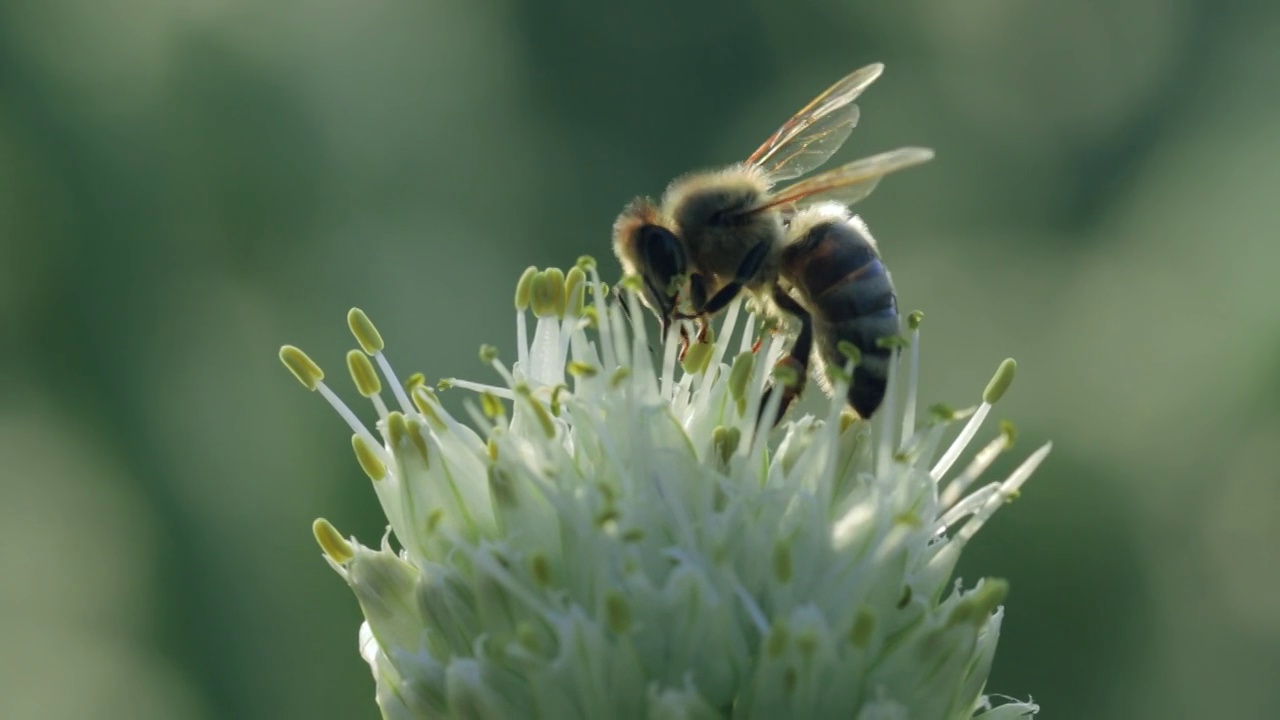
xmin=663 ymin=165 xmax=783 ymax=286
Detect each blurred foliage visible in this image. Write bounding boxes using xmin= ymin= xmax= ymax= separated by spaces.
xmin=2 ymin=1 xmax=1279 ymax=718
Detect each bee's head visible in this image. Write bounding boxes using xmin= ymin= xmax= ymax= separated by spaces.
xmin=611 ymin=197 xmax=686 ymax=330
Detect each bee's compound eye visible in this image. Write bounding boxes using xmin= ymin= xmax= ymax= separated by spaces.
xmin=637 ymin=225 xmax=685 ymax=282
xmin=639 ymin=225 xmax=672 ymax=245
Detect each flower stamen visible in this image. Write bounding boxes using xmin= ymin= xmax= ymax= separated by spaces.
xmin=931 ymin=358 xmax=1017 ymax=482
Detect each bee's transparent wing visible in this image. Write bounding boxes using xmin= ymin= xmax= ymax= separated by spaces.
xmin=751 ymin=106 xmax=862 ymax=183
xmin=745 ymin=63 xmax=884 ymax=182
xmin=741 ymin=147 xmax=934 ymax=215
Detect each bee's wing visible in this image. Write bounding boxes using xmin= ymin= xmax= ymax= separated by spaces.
xmin=741 ymin=147 xmax=934 ymax=215
xmin=751 ymin=107 xmax=862 ymax=183
xmin=745 ymin=63 xmax=884 ymax=182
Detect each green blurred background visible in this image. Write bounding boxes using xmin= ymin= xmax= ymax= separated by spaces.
xmin=3 ymin=1 xmax=1278 ymax=717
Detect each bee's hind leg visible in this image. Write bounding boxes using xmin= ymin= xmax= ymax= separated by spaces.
xmin=758 ymin=287 xmax=812 ymax=427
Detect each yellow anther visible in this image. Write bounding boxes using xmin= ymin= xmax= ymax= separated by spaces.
xmin=312 ymin=518 xmax=354 ymax=564
xmin=568 ymin=361 xmax=598 ymax=378
xmin=728 ymin=352 xmax=755 ymax=403
xmin=565 ymin=266 xmax=587 ymax=317
xmin=411 ymin=386 xmax=446 ymax=430
xmin=999 ymin=419 xmax=1017 ymax=447
xmin=618 ymin=274 xmax=643 ymax=293
xmin=279 ymin=345 xmax=324 ymax=391
xmin=712 ymin=425 xmax=740 ymax=464
xmin=543 ymin=267 xmax=567 ymax=318
xmin=480 ymin=392 xmax=505 ymax=419
xmin=346 ymin=350 xmax=382 ymax=397
xmin=837 ymin=340 xmax=862 ymax=365
xmin=351 ymin=434 xmax=387 ymax=481
xmin=387 ymin=412 xmax=429 ymax=465
xmin=347 ymin=308 xmax=384 ymax=355
xmin=515 ymin=386 xmax=556 ymax=438
xmin=529 ymin=271 xmax=558 ymax=318
xmin=875 ymin=334 xmax=910 ymax=350
xmin=983 ymin=358 xmax=1017 ymax=404
xmin=680 ymin=342 xmax=714 ymax=375
xmin=515 ymin=266 xmax=538 ymax=311
xmin=772 ymin=362 xmax=800 ymax=389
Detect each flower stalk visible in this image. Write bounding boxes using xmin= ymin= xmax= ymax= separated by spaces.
xmin=281 ymin=258 xmax=1045 ymax=718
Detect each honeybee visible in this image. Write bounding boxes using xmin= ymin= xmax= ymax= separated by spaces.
xmin=611 ymin=63 xmax=932 ymax=420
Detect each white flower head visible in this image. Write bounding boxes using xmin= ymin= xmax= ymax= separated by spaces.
xmin=281 ymin=258 xmax=1047 ymax=719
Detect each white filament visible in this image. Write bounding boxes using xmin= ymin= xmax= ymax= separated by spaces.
xmin=931 ymin=402 xmax=991 ymax=481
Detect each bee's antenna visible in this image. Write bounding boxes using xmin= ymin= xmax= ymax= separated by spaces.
xmin=612 ymin=282 xmax=657 ymax=355
xmin=612 ymin=282 xmax=634 ymax=322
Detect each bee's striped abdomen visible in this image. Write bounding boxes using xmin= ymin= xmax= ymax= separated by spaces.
xmin=785 ymin=219 xmax=900 ymax=418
